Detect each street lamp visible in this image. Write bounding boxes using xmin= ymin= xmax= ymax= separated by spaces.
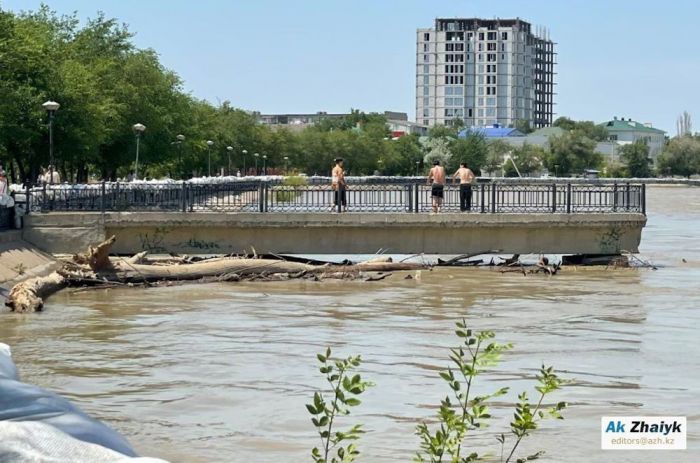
xmin=242 ymin=149 xmax=248 ymax=175
xmin=42 ymin=100 xmax=60 ymax=184
xmin=415 ymin=160 xmax=420 ymax=176
xmin=206 ymin=140 xmax=214 ymax=177
xmin=226 ymin=146 xmax=233 ymax=175
xmin=284 ymin=156 xmax=289 ymax=174
xmin=262 ymin=154 xmax=267 ymax=175
xmin=132 ymin=123 xmax=146 ymax=180
xmin=254 ymin=152 xmax=259 ymax=175
xmin=554 ymin=164 xmax=559 ymax=178
xmin=174 ymin=134 xmax=185 ymax=179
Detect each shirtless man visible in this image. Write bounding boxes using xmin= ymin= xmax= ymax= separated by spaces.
xmin=331 ymin=157 xmax=347 ymax=212
xmin=453 ymin=162 xmax=476 ymax=211
xmin=427 ymin=160 xmax=446 ymax=213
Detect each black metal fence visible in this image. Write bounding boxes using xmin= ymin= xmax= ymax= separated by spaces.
xmin=25 ymin=180 xmax=646 ymax=215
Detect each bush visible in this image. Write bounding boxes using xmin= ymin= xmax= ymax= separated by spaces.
xmin=275 ymin=175 xmax=308 ymax=202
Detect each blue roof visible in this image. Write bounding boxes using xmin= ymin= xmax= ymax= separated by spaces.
xmin=458 ymin=127 xmax=525 ymax=138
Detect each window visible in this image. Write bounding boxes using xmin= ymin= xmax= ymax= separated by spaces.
xmin=445 ymin=87 xmax=453 ymax=96
xmin=446 ymin=43 xmax=454 ymax=51
xmin=487 ymin=53 xmax=496 ymax=62
xmin=478 ymin=53 xmax=483 ymax=62
xmin=468 ymin=108 xmax=473 ymax=117
xmin=423 ymin=119 xmax=429 ymax=125
xmin=478 ymin=65 xmax=484 ymax=73
xmin=486 ymin=75 xmax=497 ymax=84
xmin=453 ymin=87 xmax=463 ymax=95
xmin=423 ymin=97 xmax=429 ymax=106
xmin=423 ymin=86 xmax=429 ymax=96
xmin=423 ymin=108 xmax=430 ymax=117
xmin=423 ymin=54 xmax=429 ymax=62
xmin=486 ymin=108 xmax=496 ymax=117
xmin=466 ymin=54 xmax=470 ymax=61
xmin=486 ymin=86 xmax=496 ymax=95
xmin=455 ymin=43 xmax=464 ymax=51
xmin=487 ymin=42 xmax=496 ymax=51
xmin=478 ymin=109 xmax=484 ymax=117
xmin=478 ymin=87 xmax=484 ymax=96
xmin=478 ymin=43 xmax=483 ymax=51
xmin=501 ymin=53 xmax=505 ymax=60
xmin=423 ymin=64 xmax=429 ymax=74
xmin=424 ymin=32 xmax=430 ymax=41
xmin=423 ymin=75 xmax=429 ymax=85
xmin=487 ymin=64 xmax=496 ymax=72
xmin=501 ymin=32 xmax=508 ymax=40
xmin=478 ymin=32 xmax=484 ymax=40
xmin=488 ymin=31 xmax=496 ymax=40
xmin=455 ymin=54 xmax=464 ymax=62
xmin=486 ymin=97 xmax=496 ymax=106
xmin=453 ymin=97 xmax=463 ymax=106
xmin=478 ymin=97 xmax=484 ymax=106
xmin=500 ymin=43 xmax=505 ymax=52
xmin=423 ymin=43 xmax=429 ymax=52
xmin=478 ymin=75 xmax=484 ymax=84
xmin=445 ymin=98 xmax=452 ymax=106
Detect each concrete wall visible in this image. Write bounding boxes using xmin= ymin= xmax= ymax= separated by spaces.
xmin=23 ymin=212 xmax=646 ymax=256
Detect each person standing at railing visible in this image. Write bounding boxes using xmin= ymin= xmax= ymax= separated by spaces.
xmin=331 ymin=157 xmax=347 ymax=212
xmin=427 ymin=160 xmax=446 ymax=213
xmin=453 ymin=162 xmax=476 ymax=212
xmin=0 ymin=169 xmax=8 ymax=196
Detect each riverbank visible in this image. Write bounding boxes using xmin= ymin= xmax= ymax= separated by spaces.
xmin=0 ymin=231 xmax=58 ymax=290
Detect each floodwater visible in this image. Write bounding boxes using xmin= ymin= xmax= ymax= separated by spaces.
xmin=1 ymin=186 xmax=699 ymax=463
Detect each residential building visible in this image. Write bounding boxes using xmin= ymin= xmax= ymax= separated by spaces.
xmin=599 ymin=117 xmax=666 ymax=162
xmin=256 ymin=111 xmax=428 ymax=136
xmin=416 ymin=17 xmax=555 ymax=129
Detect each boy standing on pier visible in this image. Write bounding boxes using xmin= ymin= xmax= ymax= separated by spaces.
xmin=427 ymin=160 xmax=446 ymax=213
xmin=331 ymin=158 xmax=347 ymax=212
xmin=453 ymin=162 xmax=476 ymax=211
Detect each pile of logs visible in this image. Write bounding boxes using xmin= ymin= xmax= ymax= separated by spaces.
xmin=4 ymin=236 xmax=430 ymax=313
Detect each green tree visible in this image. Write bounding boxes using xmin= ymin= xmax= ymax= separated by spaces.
xmin=450 ymin=132 xmax=487 ymax=174
xmin=657 ymin=135 xmax=700 ymax=177
xmin=504 ymin=143 xmax=545 ymax=177
xmin=513 ymin=119 xmax=533 ymax=134
xmin=546 ymin=131 xmax=603 ymax=176
xmin=483 ymin=140 xmax=511 ymax=175
xmin=553 ymin=117 xmax=608 ymax=141
xmin=619 ymin=140 xmax=653 ymax=178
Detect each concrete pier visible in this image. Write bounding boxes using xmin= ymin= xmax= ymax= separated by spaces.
xmin=22 ymin=212 xmax=647 ymax=255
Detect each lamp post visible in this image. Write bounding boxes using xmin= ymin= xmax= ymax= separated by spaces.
xmin=415 ymin=160 xmax=420 ymax=176
xmin=206 ymin=140 xmax=214 ymax=177
xmin=132 ymin=123 xmax=146 ymax=180
xmin=226 ymin=146 xmax=233 ymax=175
xmin=554 ymin=164 xmax=559 ymax=178
xmin=284 ymin=156 xmax=289 ymax=174
xmin=242 ymin=149 xmax=248 ymax=175
xmin=174 ymin=134 xmax=185 ymax=179
xmin=42 ymin=100 xmax=60 ymax=184
xmin=254 ymin=152 xmax=259 ymax=175
xmin=262 ymin=154 xmax=267 ymax=175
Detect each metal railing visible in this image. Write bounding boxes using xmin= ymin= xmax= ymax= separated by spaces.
xmin=25 ymin=179 xmax=646 ymax=215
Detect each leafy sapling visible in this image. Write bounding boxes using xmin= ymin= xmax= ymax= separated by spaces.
xmin=307 ymin=347 xmax=373 ymax=463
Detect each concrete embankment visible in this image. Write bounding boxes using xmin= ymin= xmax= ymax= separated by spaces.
xmin=22 ymin=211 xmax=646 ymax=256
xmin=0 ymin=231 xmax=58 ymax=289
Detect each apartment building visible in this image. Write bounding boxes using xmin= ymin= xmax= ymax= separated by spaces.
xmin=416 ymin=18 xmax=555 ymax=128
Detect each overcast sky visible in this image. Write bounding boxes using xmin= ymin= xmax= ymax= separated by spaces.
xmin=3 ymin=0 xmax=697 ymax=133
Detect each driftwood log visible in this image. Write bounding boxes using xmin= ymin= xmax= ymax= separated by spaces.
xmin=5 ymin=236 xmax=429 ymax=313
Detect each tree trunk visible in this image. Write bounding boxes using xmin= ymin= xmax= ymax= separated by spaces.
xmin=5 ymin=272 xmax=67 ymax=313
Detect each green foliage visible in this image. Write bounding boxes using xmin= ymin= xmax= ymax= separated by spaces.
xmin=657 ymin=135 xmax=700 ymax=177
xmin=504 ymin=143 xmax=545 ymax=177
xmin=308 ymin=348 xmax=373 ymax=463
xmin=450 ymin=133 xmax=488 ymax=174
xmin=619 ymin=140 xmax=653 ymax=178
xmin=275 ymin=175 xmax=308 ymax=202
xmin=513 ymin=119 xmax=533 ymax=135
xmin=545 ymin=131 xmax=603 ymax=176
xmin=484 ymin=140 xmax=511 ymax=175
xmin=552 ymin=117 xmax=608 ymax=142
xmin=415 ymin=320 xmax=567 ymax=463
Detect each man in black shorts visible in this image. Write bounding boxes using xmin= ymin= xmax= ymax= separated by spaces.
xmin=427 ymin=160 xmax=446 ymax=213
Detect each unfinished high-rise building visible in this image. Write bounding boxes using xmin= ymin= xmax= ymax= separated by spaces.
xmin=416 ymin=18 xmax=555 ymax=128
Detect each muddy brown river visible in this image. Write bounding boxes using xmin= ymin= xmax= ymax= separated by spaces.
xmin=1 ymin=185 xmax=698 ymax=462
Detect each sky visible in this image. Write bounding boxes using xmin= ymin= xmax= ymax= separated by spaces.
xmin=1 ymin=0 xmax=698 ymax=134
